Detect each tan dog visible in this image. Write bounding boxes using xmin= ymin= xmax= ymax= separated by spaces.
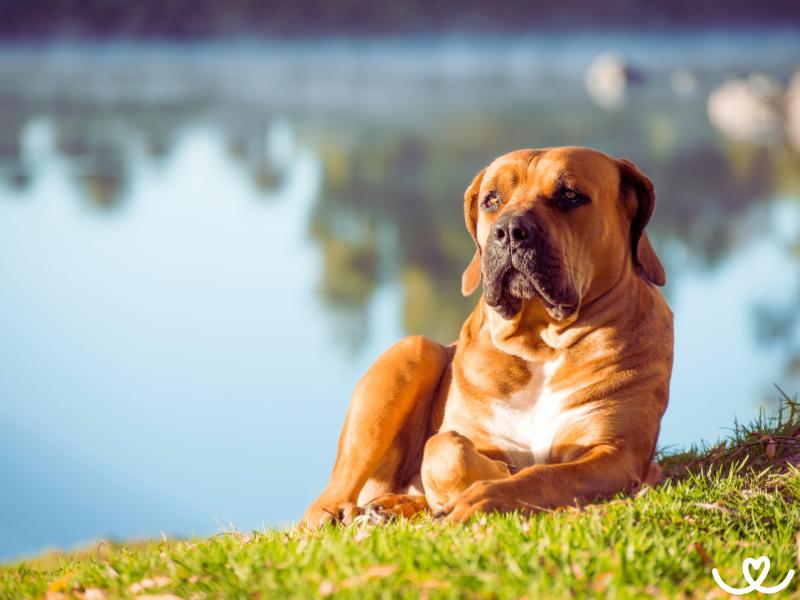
xmin=303 ymin=147 xmax=673 ymax=524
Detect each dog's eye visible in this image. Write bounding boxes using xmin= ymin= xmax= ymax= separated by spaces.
xmin=481 ymin=191 xmax=501 ymax=213
xmin=557 ymin=188 xmax=588 ymax=209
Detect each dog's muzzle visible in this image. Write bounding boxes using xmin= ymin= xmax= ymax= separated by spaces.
xmin=482 ymin=211 xmax=578 ymax=320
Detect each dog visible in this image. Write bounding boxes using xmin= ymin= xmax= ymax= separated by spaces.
xmin=303 ymin=146 xmax=673 ymax=524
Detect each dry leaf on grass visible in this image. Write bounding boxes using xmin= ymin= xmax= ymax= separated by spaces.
xmin=353 ymin=530 xmax=370 ymax=542
xmin=341 ymin=564 xmax=398 ymax=588
xmin=690 ymin=542 xmax=711 ymax=566
xmin=47 ymin=574 xmax=73 ymax=593
xmin=693 ymin=502 xmax=731 ymax=513
xmin=46 ymin=589 xmax=107 ymax=600
xmin=766 ymin=439 xmax=777 ymax=459
xmin=130 ymin=576 xmax=172 ymax=594
xmin=759 ymin=434 xmax=777 ymax=459
xmin=591 ymin=571 xmax=614 ymax=591
xmin=702 ymin=586 xmax=731 ymax=599
xmin=419 ymin=579 xmax=447 ymax=589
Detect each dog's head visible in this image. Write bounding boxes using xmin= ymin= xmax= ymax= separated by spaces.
xmin=461 ymin=147 xmax=665 ymax=321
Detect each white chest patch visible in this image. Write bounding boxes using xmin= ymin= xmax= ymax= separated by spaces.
xmin=487 ymin=356 xmax=585 ymax=467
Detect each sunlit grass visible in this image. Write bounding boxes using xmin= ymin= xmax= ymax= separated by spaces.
xmin=4 ymin=392 xmax=800 ymax=599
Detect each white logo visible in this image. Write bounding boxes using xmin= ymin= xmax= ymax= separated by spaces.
xmin=712 ymin=556 xmax=795 ymax=595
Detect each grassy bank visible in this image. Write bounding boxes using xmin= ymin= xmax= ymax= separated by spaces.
xmin=4 ymin=393 xmax=800 ymax=599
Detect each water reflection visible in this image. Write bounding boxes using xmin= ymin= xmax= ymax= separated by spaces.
xmin=1 ymin=36 xmax=800 ymax=559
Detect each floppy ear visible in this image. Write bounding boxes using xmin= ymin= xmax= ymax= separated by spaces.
xmin=461 ymin=168 xmax=486 ymax=296
xmin=617 ymin=158 xmax=666 ymax=286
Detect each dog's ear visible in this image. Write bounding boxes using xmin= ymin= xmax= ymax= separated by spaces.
xmin=462 ymin=168 xmax=486 ymax=296
xmin=462 ymin=252 xmax=481 ymax=297
xmin=617 ymin=158 xmax=666 ymax=287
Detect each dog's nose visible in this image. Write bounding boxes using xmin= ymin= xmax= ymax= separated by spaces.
xmin=492 ymin=214 xmax=532 ymax=249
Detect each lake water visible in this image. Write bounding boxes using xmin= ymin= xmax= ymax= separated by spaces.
xmin=2 ymin=34 xmax=800 ymax=560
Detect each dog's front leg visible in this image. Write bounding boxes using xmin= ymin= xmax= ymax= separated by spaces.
xmin=303 ymin=336 xmax=451 ymax=527
xmin=440 ymin=444 xmax=646 ymax=522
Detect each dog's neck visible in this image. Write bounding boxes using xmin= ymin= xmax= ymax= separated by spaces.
xmin=480 ymin=264 xmax=647 ymax=362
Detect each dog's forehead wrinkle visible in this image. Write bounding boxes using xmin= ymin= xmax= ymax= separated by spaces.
xmin=487 ymin=158 xmax=527 ymax=180
xmin=525 ymin=151 xmax=540 ymax=173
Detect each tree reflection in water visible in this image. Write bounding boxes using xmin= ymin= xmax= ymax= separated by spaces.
xmin=1 ymin=38 xmax=799 ymax=399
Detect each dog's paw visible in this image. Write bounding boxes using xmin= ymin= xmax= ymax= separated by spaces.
xmin=441 ymin=480 xmax=520 ymax=522
xmin=302 ymin=499 xmax=362 ymax=528
xmin=365 ymin=494 xmax=430 ymax=519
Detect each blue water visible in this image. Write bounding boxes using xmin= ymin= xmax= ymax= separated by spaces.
xmin=1 ymin=36 xmax=800 ymax=560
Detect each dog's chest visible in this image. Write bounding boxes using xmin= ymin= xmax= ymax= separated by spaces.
xmin=445 ymin=357 xmax=581 ymax=467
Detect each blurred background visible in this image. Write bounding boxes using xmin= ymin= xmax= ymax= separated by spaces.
xmin=2 ymin=0 xmax=800 ymax=561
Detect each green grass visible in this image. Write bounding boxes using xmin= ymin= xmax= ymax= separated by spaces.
xmin=5 ymin=392 xmax=800 ymax=599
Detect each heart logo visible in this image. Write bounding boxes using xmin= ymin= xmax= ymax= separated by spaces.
xmin=712 ymin=555 xmax=795 ymax=595
xmin=742 ymin=556 xmax=770 ymax=588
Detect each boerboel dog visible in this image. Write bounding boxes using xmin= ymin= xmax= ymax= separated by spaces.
xmin=303 ymin=146 xmax=673 ymax=525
